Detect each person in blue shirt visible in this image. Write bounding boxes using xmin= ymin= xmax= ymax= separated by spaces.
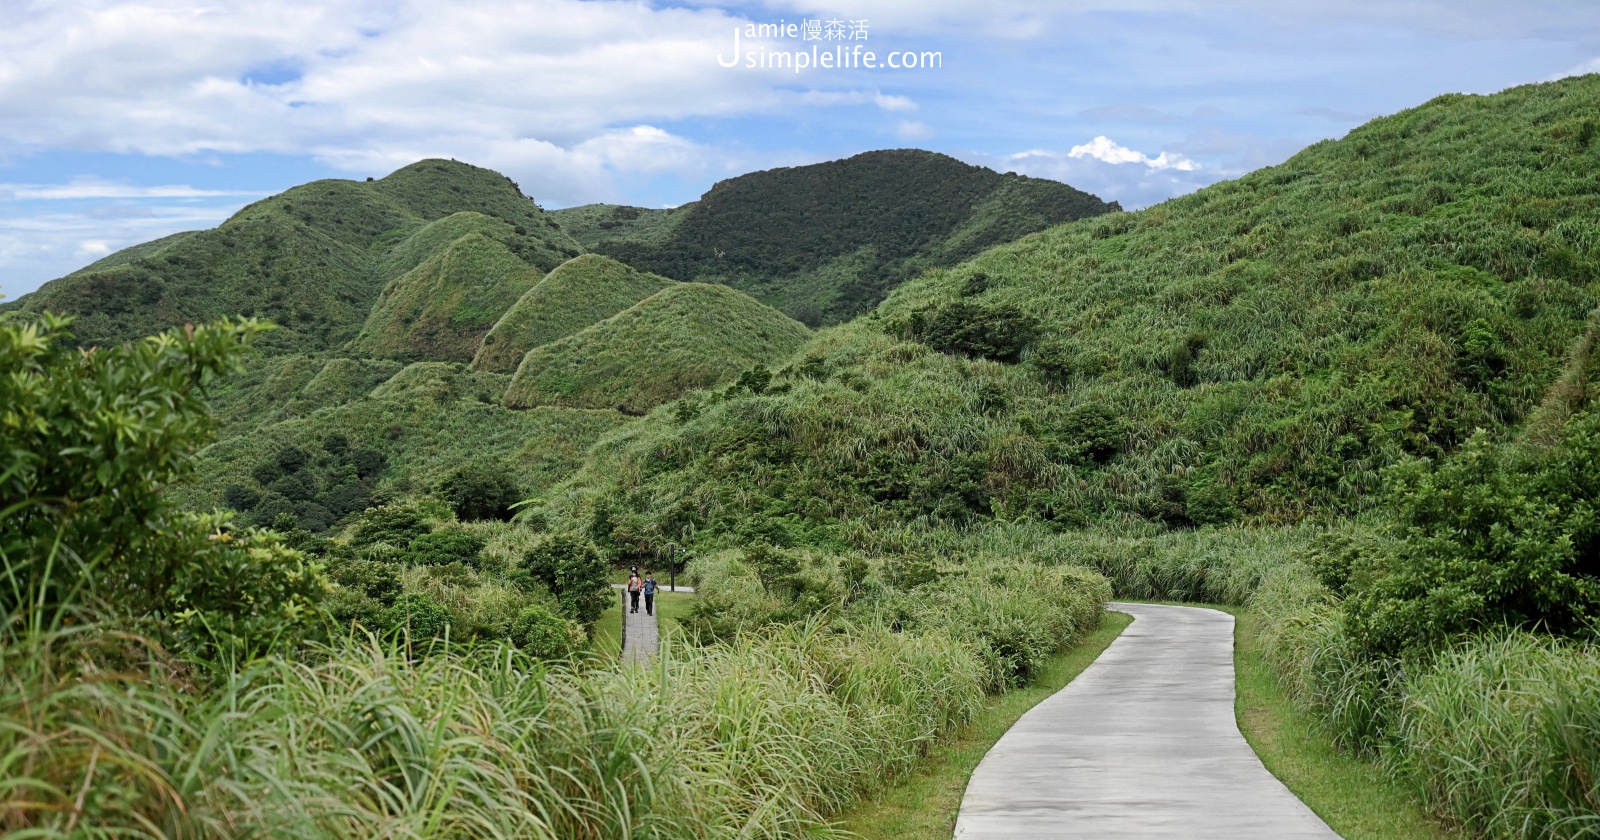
xmin=643 ymin=571 xmax=659 ymax=616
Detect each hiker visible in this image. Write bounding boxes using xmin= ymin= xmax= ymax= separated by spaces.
xmin=643 ymin=571 xmax=658 ymax=616
xmin=627 ymin=568 xmax=643 ymax=614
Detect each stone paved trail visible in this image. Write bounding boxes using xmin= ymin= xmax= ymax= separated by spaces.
xmin=954 ymin=602 xmax=1339 ymax=839
xmin=621 ymin=589 xmax=658 ymax=664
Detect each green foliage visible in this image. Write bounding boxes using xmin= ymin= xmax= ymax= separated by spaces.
xmin=471 ymin=253 xmax=676 ymax=373
xmin=439 ymin=463 xmax=522 ymax=522
xmin=897 ymin=300 xmax=1040 ymax=363
xmin=179 ymin=363 xmax=629 ymax=516
xmin=1345 ymin=413 xmax=1600 ymax=656
xmin=510 ymin=602 xmax=584 ymax=658
xmin=566 ymin=75 xmax=1600 ymax=546
xmin=1395 ymin=633 xmax=1600 ymax=838
xmin=231 ymin=436 xmax=389 ymax=532
xmin=403 ymin=529 xmax=487 ymax=569
xmin=383 ymin=591 xmax=452 ymax=641
xmin=351 ymin=503 xmax=431 ymax=546
xmin=565 ymin=149 xmax=1117 ymax=325
xmin=0 ymin=314 xmax=326 ymax=658
xmin=501 ymin=283 xmax=812 ymax=414
xmin=519 ymin=535 xmax=609 ymax=624
xmin=327 ymin=556 xmax=403 ymax=605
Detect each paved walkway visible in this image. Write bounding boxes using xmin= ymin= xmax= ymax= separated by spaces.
xmin=620 ymin=589 xmax=658 ymax=664
xmin=954 ymin=602 xmax=1338 ymax=839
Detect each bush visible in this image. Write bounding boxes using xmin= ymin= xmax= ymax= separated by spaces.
xmin=439 ymin=463 xmax=521 ymax=522
xmin=403 ymin=529 xmax=486 ymax=569
xmin=520 ymin=535 xmax=610 ymax=625
xmin=902 ymin=301 xmax=1040 ymax=363
xmin=0 ymin=314 xmax=324 ymax=657
xmin=511 ymin=603 xmax=585 ymax=658
xmin=1346 ymin=416 xmax=1600 ymax=656
xmin=350 ymin=504 xmax=430 ymax=546
xmin=383 ymin=592 xmax=451 ymax=641
xmin=326 ymin=556 xmax=402 ymax=605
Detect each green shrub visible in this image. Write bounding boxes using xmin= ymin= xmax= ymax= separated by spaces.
xmin=511 ymin=603 xmax=584 ymax=658
xmin=1346 ymin=415 xmax=1600 ymax=656
xmin=520 ymin=535 xmax=609 ymax=625
xmin=326 ymin=556 xmax=402 ymax=605
xmin=383 ymin=592 xmax=451 ymax=641
xmin=351 ymin=503 xmax=430 ymax=546
xmin=439 ymin=463 xmax=522 ymax=522
xmin=901 ymin=300 xmax=1039 ymax=363
xmin=0 ymin=314 xmax=324 ymax=658
xmin=403 ymin=529 xmax=486 ymax=569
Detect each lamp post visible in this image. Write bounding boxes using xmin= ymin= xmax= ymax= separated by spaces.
xmin=669 ymin=545 xmax=687 ymax=592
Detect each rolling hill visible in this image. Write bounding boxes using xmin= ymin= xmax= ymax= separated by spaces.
xmin=472 ymin=254 xmax=676 ymax=374
xmin=350 ymin=230 xmax=543 ymax=363
xmin=1 ymin=159 xmax=582 ymax=353
xmin=501 ymin=283 xmax=812 ymax=414
xmin=551 ymin=150 xmax=1119 ymax=326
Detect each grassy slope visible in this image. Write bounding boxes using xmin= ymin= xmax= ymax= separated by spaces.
xmin=567 ymin=149 xmax=1118 ymax=325
xmin=502 ymin=283 xmax=812 ymax=414
xmin=350 ymin=231 xmax=543 ymax=362
xmin=556 ymin=76 xmax=1600 ymax=551
xmin=472 ymin=254 xmax=677 ymax=373
xmin=2 ymin=159 xmax=581 ymax=354
xmin=176 ymin=362 xmax=628 ymax=512
xmin=548 ymin=204 xmax=684 ymax=250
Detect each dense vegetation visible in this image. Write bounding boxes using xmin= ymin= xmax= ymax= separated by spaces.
xmin=0 ymin=315 xmax=1111 ymax=836
xmin=350 ymin=228 xmax=542 ymax=363
xmin=6 ymin=73 xmax=1600 ymax=838
xmin=561 ymin=76 xmax=1600 ymax=558
xmin=555 ymin=150 xmax=1118 ymax=325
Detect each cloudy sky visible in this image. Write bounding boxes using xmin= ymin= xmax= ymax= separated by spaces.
xmin=3 ymin=0 xmax=1598 ymax=300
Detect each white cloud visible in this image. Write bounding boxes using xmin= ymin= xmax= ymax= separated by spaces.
xmin=78 ymin=240 xmax=111 ymax=256
xmin=1068 ymin=136 xmax=1198 ymax=171
xmin=0 ymin=178 xmax=263 ymax=200
xmin=896 ymin=120 xmax=934 ymax=139
xmin=1551 ymin=56 xmax=1600 ymax=80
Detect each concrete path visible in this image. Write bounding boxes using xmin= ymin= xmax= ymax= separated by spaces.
xmin=620 ymin=589 xmax=658 ymax=664
xmin=954 ymin=602 xmax=1337 ymax=839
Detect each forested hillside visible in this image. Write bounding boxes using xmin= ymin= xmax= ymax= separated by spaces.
xmin=557 ymin=76 xmax=1600 ymax=554
xmin=552 ymin=150 xmax=1119 ymax=325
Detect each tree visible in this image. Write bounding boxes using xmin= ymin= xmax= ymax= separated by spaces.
xmin=439 ymin=463 xmax=522 ymax=522
xmin=0 ymin=314 xmax=325 ymax=657
xmin=520 ymin=535 xmax=609 ymax=625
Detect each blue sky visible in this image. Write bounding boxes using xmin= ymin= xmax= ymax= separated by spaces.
xmin=3 ymin=0 xmax=1598 ymax=300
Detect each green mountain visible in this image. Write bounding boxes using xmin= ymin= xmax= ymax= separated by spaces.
xmin=556 ymin=75 xmax=1600 ymax=552
xmin=501 ymin=283 xmax=812 ymax=414
xmin=551 ymin=150 xmax=1118 ymax=326
xmin=2 ymin=160 xmax=582 ymax=353
xmin=472 ymin=254 xmax=676 ymax=374
xmin=350 ymin=230 xmax=542 ymax=363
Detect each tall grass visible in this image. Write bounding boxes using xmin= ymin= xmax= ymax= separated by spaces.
xmin=2 ymin=545 xmax=1108 ymax=839
xmin=1395 ymin=634 xmax=1600 ymax=839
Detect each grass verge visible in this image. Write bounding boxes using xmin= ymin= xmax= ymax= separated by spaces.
xmin=837 ymin=610 xmax=1133 ymax=839
xmin=1230 ymin=608 xmax=1461 ymax=840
